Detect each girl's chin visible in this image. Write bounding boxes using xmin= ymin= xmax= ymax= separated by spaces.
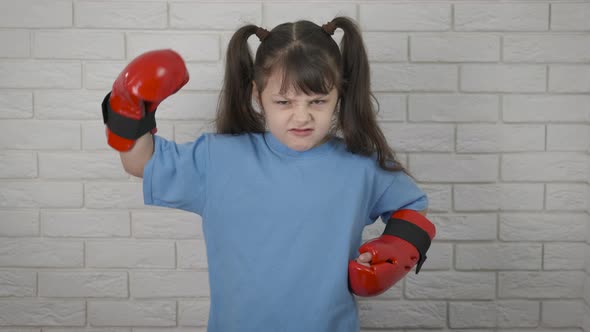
xmin=287 ymin=144 xmax=312 ymax=152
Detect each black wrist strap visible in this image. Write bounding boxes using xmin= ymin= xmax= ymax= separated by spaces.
xmin=101 ymin=92 xmax=157 ymax=140
xmin=383 ymin=217 xmax=432 ymax=274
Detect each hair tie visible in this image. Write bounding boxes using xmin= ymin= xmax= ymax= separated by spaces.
xmin=322 ymin=21 xmax=337 ymax=36
xmin=256 ymin=26 xmax=270 ymax=42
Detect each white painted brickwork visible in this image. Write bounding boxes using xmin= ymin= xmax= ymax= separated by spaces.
xmin=0 ymin=0 xmax=588 ymax=331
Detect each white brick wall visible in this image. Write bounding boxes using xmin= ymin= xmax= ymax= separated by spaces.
xmin=0 ymin=1 xmax=588 ymax=331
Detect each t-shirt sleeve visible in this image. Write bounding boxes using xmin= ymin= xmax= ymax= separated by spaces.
xmin=369 ymin=170 xmax=429 ymax=223
xmin=143 ymin=134 xmax=209 ymax=215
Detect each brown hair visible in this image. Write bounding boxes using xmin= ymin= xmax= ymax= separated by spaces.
xmin=216 ymin=16 xmax=408 ymax=174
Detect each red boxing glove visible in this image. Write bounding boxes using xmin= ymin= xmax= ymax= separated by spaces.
xmin=348 ymin=209 xmax=436 ymax=297
xmin=101 ymin=49 xmax=189 ymax=151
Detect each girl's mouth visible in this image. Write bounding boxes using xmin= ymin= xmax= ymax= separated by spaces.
xmin=290 ymin=128 xmax=313 ymax=136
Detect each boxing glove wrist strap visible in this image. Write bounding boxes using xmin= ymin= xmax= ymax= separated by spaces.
xmin=383 ymin=216 xmax=431 ymax=274
xmin=101 ymin=92 xmax=156 ymax=140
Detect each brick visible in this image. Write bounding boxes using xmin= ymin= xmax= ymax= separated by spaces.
xmin=504 ymin=35 xmax=590 ymax=63
xmin=170 ymin=3 xmax=261 ymax=29
xmin=410 ymin=154 xmax=498 ymax=182
xmin=363 ymin=33 xmax=407 ymax=62
xmin=500 ymin=213 xmax=587 ymax=241
xmin=44 ymin=328 xmax=130 ymax=332
xmin=551 ymin=4 xmax=590 ymax=31
xmin=0 ymin=239 xmax=83 ymax=267
xmin=381 ymin=123 xmax=453 ymax=152
xmin=0 ymin=151 xmax=37 ymax=178
xmin=156 ymin=92 xmax=219 ymax=120
xmin=0 ymin=90 xmax=33 ymax=118
xmin=82 ymin=122 xmax=115 ymax=151
xmin=76 ymin=1 xmax=167 ymax=29
xmin=373 ymin=283 xmax=403 ymax=300
xmin=455 ymin=4 xmax=548 ymax=31
xmin=88 ymin=300 xmax=175 ymax=326
xmin=421 ymin=184 xmax=452 ymax=212
xmin=0 ymin=299 xmax=84 ymax=325
xmin=547 ymin=124 xmax=590 ymax=151
xmin=456 ymin=243 xmax=542 ymax=270
xmin=127 ymin=32 xmax=219 ymax=61
xmin=0 ymin=182 xmax=83 ymax=208
xmin=358 ymin=300 xmax=446 ymax=328
xmin=134 ymin=329 xmax=204 ymax=332
xmin=374 ymin=93 xmax=405 ymax=122
xmin=184 ymin=63 xmax=224 ymax=91
xmin=585 ymin=275 xmax=590 ymax=305
xmin=549 ymin=65 xmax=590 ymax=93
xmin=86 ymin=240 xmax=174 ymax=268
xmin=178 ymin=240 xmax=208 ymax=269
xmin=84 ymin=61 xmax=126 ymax=90
xmin=0 ymin=271 xmax=36 ymax=296
xmin=420 ymin=242 xmax=452 ymax=271
xmin=412 ymin=34 xmax=499 ymax=62
xmin=39 ymin=152 xmax=127 ymax=179
xmin=503 ymin=95 xmax=590 ymax=123
xmin=410 ymin=94 xmax=498 ymax=123
xmin=429 ymin=214 xmax=497 ymax=241
xmin=34 ymin=30 xmax=124 ymax=60
xmin=264 ymin=3 xmax=357 ymax=28
xmin=454 ymin=183 xmax=544 ymax=211
xmin=84 ymin=182 xmax=144 ymax=209
xmin=499 ymin=271 xmax=585 ymax=299
xmin=400 ymin=329 xmax=488 ymax=332
xmin=371 ymin=64 xmax=457 ymax=92
xmin=544 ymin=242 xmax=586 ymax=270
xmin=360 ymin=4 xmax=450 ymax=31
xmin=502 ymin=153 xmax=588 ymax=182
xmin=178 ymin=300 xmax=209 ymax=327
xmin=450 ymin=301 xmax=539 ymax=328
xmin=131 ymin=271 xmax=209 ymax=297
xmin=0 ymin=61 xmax=81 ymax=88
xmin=0 ymin=0 xmax=72 ymax=28
xmin=0 ymin=210 xmax=39 ymax=236
xmin=457 ymin=124 xmax=544 ymax=153
xmin=405 ymin=271 xmax=495 ymax=299
xmin=39 ymin=271 xmax=127 ymax=297
xmin=546 ymin=183 xmax=588 ymax=211
xmin=35 ymin=90 xmax=108 ymax=120
xmin=0 ymin=30 xmax=30 ymax=57
xmin=41 ymin=210 xmax=130 ymax=237
xmin=175 ymin=121 xmax=215 ymax=144
xmin=542 ymin=300 xmax=585 ymax=327
xmin=0 ymin=120 xmax=80 ymax=150
xmin=461 ymin=65 xmax=545 ymax=92
xmin=132 ymin=211 xmax=202 ymax=239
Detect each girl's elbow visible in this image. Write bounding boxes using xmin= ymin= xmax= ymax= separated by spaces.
xmin=121 ymin=161 xmax=144 ymax=178
xmin=129 ymin=166 xmax=144 ymax=178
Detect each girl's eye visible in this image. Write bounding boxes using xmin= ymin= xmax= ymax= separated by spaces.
xmin=275 ymin=101 xmax=289 ymax=105
xmin=312 ymin=100 xmax=326 ymax=104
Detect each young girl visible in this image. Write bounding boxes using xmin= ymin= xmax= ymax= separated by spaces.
xmin=101 ymin=16 xmax=435 ymax=332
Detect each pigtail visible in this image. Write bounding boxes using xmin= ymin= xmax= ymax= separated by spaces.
xmin=216 ymin=25 xmax=265 ymax=134
xmin=331 ymin=17 xmax=408 ymax=174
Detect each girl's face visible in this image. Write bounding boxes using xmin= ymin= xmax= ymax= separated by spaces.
xmin=253 ymin=70 xmax=339 ymax=152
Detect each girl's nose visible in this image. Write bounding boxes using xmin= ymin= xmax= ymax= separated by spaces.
xmin=292 ymin=106 xmax=312 ymax=123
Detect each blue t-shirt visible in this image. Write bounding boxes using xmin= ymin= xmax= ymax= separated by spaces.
xmin=143 ymin=131 xmax=428 ymax=332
